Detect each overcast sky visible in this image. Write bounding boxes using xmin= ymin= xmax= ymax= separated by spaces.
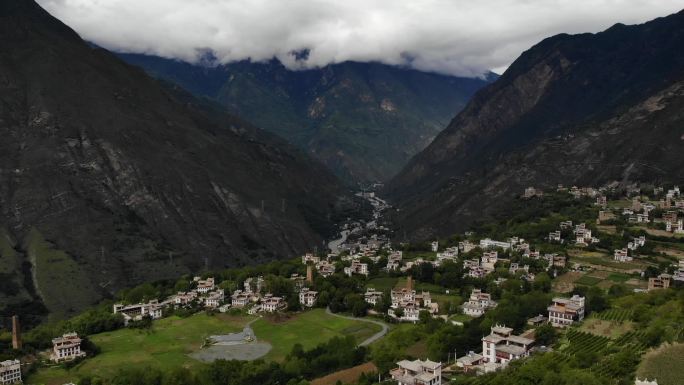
xmin=38 ymin=0 xmax=683 ymax=77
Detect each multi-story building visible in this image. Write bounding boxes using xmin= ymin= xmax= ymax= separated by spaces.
xmin=479 ymin=238 xmax=511 ymax=251
xmin=648 ymin=274 xmax=671 ymax=291
xmin=458 ymin=240 xmax=477 ymax=253
xmin=231 ymin=290 xmax=252 ymax=307
xmin=614 ymin=248 xmax=632 ymax=262
xmin=0 ymin=360 xmax=21 ymax=384
xmin=261 ymin=294 xmax=286 ymax=312
xmin=390 ymin=359 xmax=442 ymax=385
xmin=548 ymin=230 xmax=562 ymax=242
xmin=481 ymin=325 xmax=535 ymax=365
xmin=316 ymin=260 xmax=336 ymax=277
xmin=113 ymin=300 xmax=163 ymax=325
xmin=364 ymin=288 xmax=384 ymax=306
xmin=547 ymin=295 xmax=585 ymax=327
xmin=204 ymin=289 xmax=225 ymax=308
xmin=195 ymin=277 xmax=215 ymax=294
xmin=299 ymin=288 xmax=318 ymax=307
xmin=462 ymin=289 xmax=497 ymax=317
xmin=480 ymin=251 xmax=498 ymax=270
xmin=302 ymin=253 xmax=321 ymax=265
xmin=51 ymin=332 xmax=86 ymax=362
xmin=344 ymin=260 xmax=368 ymax=277
xmin=173 ymin=291 xmax=198 ymax=306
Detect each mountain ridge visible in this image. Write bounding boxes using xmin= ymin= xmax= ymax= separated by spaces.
xmin=116 ymin=53 xmax=496 ymax=183
xmin=386 ymin=9 xmax=684 ymax=240
xmin=0 ymin=0 xmax=353 ymax=320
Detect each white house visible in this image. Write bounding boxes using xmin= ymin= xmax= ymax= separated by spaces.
xmin=462 ymin=289 xmax=497 ymax=317
xmin=299 ymin=288 xmax=318 ymax=307
xmin=481 ymin=325 xmax=535 ymax=366
xmin=390 ymin=359 xmax=442 ymax=385
xmin=0 ymin=360 xmax=21 ymax=385
xmin=113 ymin=300 xmax=163 ymax=325
xmin=51 ymin=332 xmax=86 ymax=362
xmin=547 ymin=295 xmax=585 ymax=327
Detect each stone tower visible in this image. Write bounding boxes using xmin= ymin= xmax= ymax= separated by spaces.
xmin=407 ymin=276 xmax=414 ymax=291
xmin=306 ymin=265 xmax=313 ymax=284
xmin=11 ymin=315 xmax=21 ymax=350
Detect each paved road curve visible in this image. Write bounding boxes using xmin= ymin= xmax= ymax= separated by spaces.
xmin=325 ymin=307 xmax=389 ymax=346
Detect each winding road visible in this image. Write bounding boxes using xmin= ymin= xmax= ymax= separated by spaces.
xmin=325 ymin=307 xmax=389 ymax=346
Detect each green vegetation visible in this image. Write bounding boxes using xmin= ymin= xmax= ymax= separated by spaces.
xmin=25 ymin=228 xmax=101 ymax=320
xmin=251 ymin=309 xmax=381 ymax=361
xmin=28 ymin=313 xmax=251 ymax=384
xmin=637 ymin=343 xmax=684 ymax=385
xmin=575 ymin=275 xmax=602 ymax=286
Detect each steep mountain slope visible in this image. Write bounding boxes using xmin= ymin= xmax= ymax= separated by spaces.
xmin=117 ymin=54 xmax=495 ymax=183
xmin=387 ymin=10 xmax=684 ymax=239
xmin=0 ymin=0 xmax=351 ymax=319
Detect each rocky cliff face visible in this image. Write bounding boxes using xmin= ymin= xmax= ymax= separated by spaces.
xmin=0 ymin=0 xmax=351 ymax=320
xmin=387 ymin=10 xmax=684 ymax=240
xmin=117 ymin=54 xmax=495 ymax=183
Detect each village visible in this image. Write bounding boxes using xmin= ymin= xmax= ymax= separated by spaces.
xmin=2 ymin=183 xmax=684 ymax=385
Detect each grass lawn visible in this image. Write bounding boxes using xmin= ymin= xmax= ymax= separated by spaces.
xmin=607 ymin=273 xmax=632 ymax=282
xmin=580 ymin=318 xmax=633 ymax=338
xmin=251 ymin=309 xmax=382 ymax=362
xmin=637 ymin=343 xmax=684 ymax=385
xmin=575 ymin=275 xmax=602 ymax=286
xmin=27 ymin=313 xmax=252 ymax=385
xmin=394 ymin=277 xmax=446 ymax=293
xmin=571 ymin=253 xmax=647 ymax=271
xmin=552 ymin=271 xmax=583 ymax=293
xmin=365 ymin=277 xmax=398 ymax=291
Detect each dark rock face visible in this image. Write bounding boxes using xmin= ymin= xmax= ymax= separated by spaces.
xmin=0 ymin=0 xmax=350 ymax=318
xmin=117 ymin=54 xmax=495 ymax=183
xmin=387 ymin=10 xmax=684 ymax=240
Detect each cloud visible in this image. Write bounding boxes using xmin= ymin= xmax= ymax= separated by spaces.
xmin=37 ymin=0 xmax=683 ymax=77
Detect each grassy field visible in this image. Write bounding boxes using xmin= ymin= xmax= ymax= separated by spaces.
xmin=570 ymin=252 xmax=647 ymax=271
xmin=575 ymin=275 xmax=602 ymax=286
xmin=552 ymin=271 xmax=583 ymax=293
xmin=251 ymin=309 xmax=382 ymax=361
xmin=365 ymin=277 xmax=398 ymax=291
xmin=580 ymin=318 xmax=634 ymax=338
xmin=28 ymin=313 xmax=252 ymax=385
xmin=310 ymin=362 xmax=378 ymax=385
xmin=394 ymin=277 xmax=446 ymax=293
xmin=637 ymin=343 xmax=684 ymax=385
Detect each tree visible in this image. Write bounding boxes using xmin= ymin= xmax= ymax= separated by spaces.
xmin=534 ymin=323 xmax=557 ymax=346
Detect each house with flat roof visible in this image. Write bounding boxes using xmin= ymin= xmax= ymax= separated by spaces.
xmin=299 ymin=288 xmax=318 ymax=307
xmin=344 ymin=260 xmax=368 ymax=277
xmin=113 ymin=300 xmax=163 ymax=326
xmin=648 ymin=274 xmax=671 ymax=291
xmin=364 ymin=288 xmax=384 ymax=306
xmin=547 ymin=295 xmax=585 ymax=327
xmin=462 ymin=289 xmax=497 ymax=317
xmin=51 ymin=332 xmax=86 ymax=362
xmin=195 ymin=277 xmax=215 ymax=294
xmin=204 ymin=289 xmax=225 ymax=308
xmin=316 ymin=260 xmax=336 ymax=277
xmin=455 ymin=352 xmax=483 ymax=373
xmin=481 ymin=325 xmax=535 ymax=365
xmin=390 ymin=359 xmax=442 ymax=385
xmin=0 ymin=360 xmax=21 ymax=384
xmin=261 ymin=294 xmax=286 ymax=313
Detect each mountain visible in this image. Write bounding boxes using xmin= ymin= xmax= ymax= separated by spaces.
xmin=386 ymin=10 xmax=684 ymax=240
xmin=0 ymin=0 xmax=353 ymax=321
xmin=116 ymin=54 xmax=495 ymax=183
